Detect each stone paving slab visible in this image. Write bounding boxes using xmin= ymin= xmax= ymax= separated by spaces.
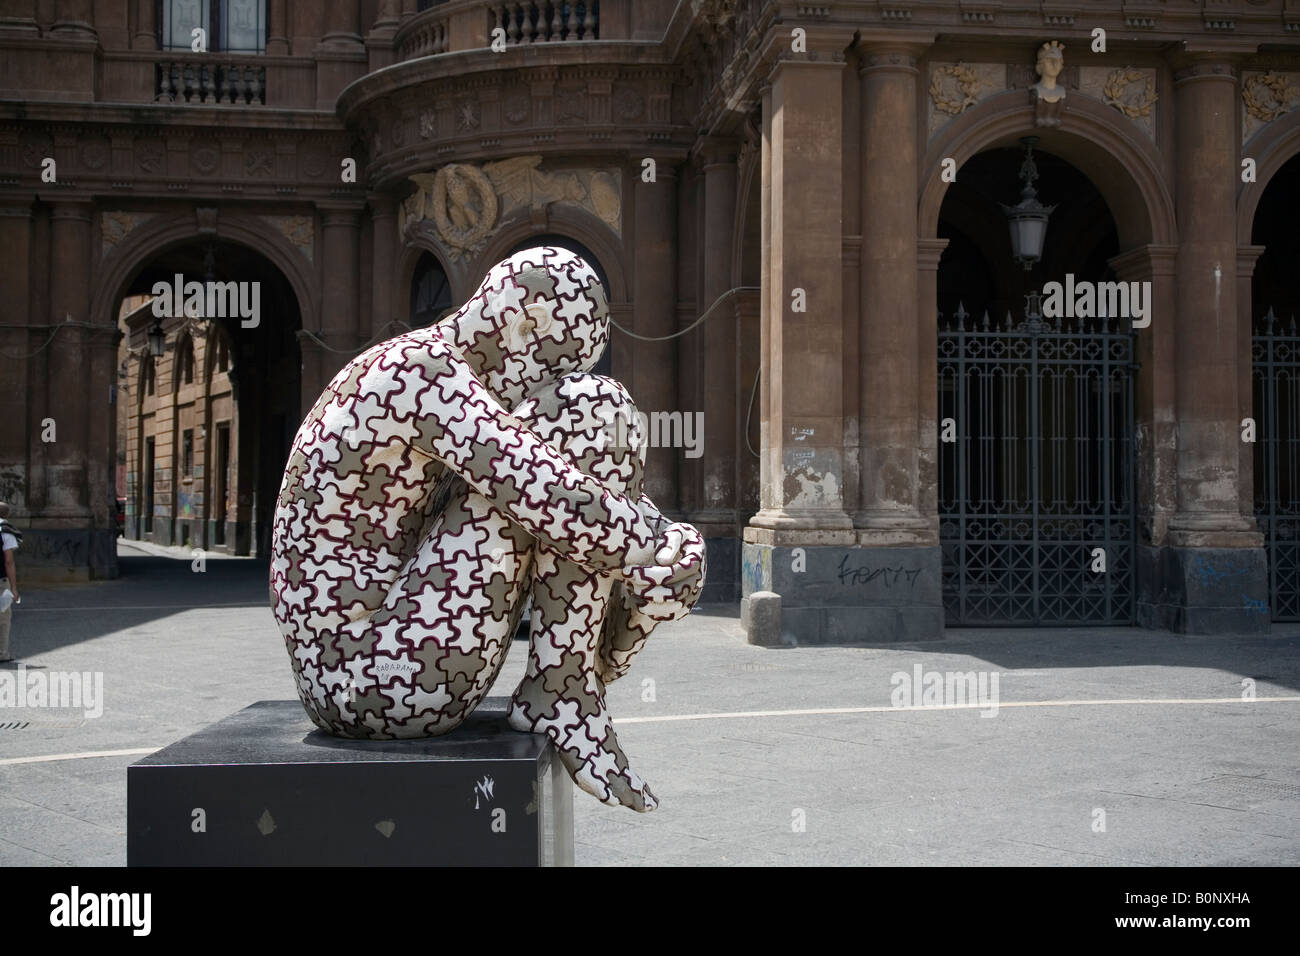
xmin=1 ymin=540 xmax=1298 ymax=866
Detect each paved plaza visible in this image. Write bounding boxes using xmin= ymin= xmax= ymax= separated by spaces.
xmin=1 ymin=541 xmax=1298 ymax=867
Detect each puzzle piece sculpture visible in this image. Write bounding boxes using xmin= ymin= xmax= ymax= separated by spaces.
xmin=270 ymin=247 xmax=705 ymax=811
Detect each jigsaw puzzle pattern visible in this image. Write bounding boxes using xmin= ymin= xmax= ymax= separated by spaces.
xmin=270 ymin=246 xmax=705 ymax=809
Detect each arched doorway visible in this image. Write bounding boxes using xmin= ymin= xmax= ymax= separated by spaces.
xmin=117 ymin=237 xmax=302 ymax=558
xmin=409 ymin=250 xmax=453 ymax=328
xmin=937 ymin=146 xmax=1136 ymax=626
xmin=1251 ymin=152 xmax=1300 ymax=620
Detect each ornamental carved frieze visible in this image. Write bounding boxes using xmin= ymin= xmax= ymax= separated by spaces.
xmin=1242 ymin=71 xmax=1299 ymax=142
xmin=930 ymin=63 xmax=980 ymax=115
xmin=1078 ymin=65 xmax=1158 ymax=137
xmin=101 ymin=211 xmax=153 ymax=255
xmin=927 ymin=62 xmax=1004 ymax=134
xmin=399 ymin=157 xmax=622 ymax=260
xmin=262 ymin=215 xmax=314 ymax=262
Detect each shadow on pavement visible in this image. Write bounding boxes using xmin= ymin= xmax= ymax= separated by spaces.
xmin=11 ymin=546 xmax=272 ymax=657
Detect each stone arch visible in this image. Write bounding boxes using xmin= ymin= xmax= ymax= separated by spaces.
xmin=397 ymin=236 xmax=462 ymax=317
xmin=474 ymin=205 xmax=630 ymax=304
xmin=1237 ymin=109 xmax=1300 ymax=245
xmin=919 ymin=90 xmax=1176 ymax=248
xmin=91 ymin=210 xmax=318 ymax=336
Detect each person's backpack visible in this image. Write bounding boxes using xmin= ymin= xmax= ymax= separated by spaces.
xmin=0 ymin=519 xmax=22 ymax=550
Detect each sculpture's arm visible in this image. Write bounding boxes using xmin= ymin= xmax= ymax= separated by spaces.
xmin=408 ymin=341 xmax=702 ymax=580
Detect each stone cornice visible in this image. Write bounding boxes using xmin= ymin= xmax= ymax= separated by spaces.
xmin=337 ymin=43 xmax=679 ymax=120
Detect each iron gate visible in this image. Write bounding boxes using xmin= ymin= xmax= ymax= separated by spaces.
xmin=938 ymin=306 xmax=1138 ymax=626
xmin=1252 ymin=308 xmax=1300 ymax=621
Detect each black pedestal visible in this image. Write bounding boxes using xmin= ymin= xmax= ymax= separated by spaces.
xmin=127 ymin=699 xmax=573 ymax=867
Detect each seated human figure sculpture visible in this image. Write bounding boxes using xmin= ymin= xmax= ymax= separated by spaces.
xmin=270 ymin=247 xmax=704 ymax=811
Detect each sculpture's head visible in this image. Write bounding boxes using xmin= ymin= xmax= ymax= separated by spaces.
xmin=1036 ymin=41 xmax=1064 ymax=82
xmin=441 ymin=246 xmax=610 ymax=410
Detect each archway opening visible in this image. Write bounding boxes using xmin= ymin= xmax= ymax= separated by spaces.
xmin=116 ymin=238 xmax=302 ymax=559
xmin=937 ymin=146 xmax=1136 ymax=626
xmin=1250 ymin=152 xmax=1300 ymax=620
xmin=409 ymin=250 xmax=454 ymax=328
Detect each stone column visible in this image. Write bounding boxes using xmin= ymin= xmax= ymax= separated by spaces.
xmin=0 ymin=204 xmax=33 ymax=522
xmin=856 ymin=43 xmax=932 ymax=545
xmin=312 ymin=2 xmax=364 ymax=110
xmin=697 ymin=137 xmax=740 ymax=596
xmin=632 ymin=162 xmax=679 ymax=510
xmin=915 ymin=237 xmax=948 ymax=524
xmin=1111 ymin=244 xmax=1178 ymax=628
xmin=267 ymin=0 xmax=289 ymax=54
xmin=318 ymin=202 xmax=364 ymax=386
xmin=368 ymin=192 xmax=398 ymax=342
xmin=46 ymin=201 xmax=93 ymax=517
xmin=742 ymin=47 xmax=858 ymax=643
xmin=1236 ymin=245 xmax=1266 ymax=523
xmin=366 ymin=0 xmax=400 ymax=70
xmin=0 ymin=0 xmax=40 ymax=35
xmin=1164 ymin=57 xmax=1267 ymax=633
xmin=51 ymin=0 xmax=95 ymax=39
xmin=318 ymin=0 xmax=362 ymax=48
xmin=132 ymin=0 xmax=155 ymax=48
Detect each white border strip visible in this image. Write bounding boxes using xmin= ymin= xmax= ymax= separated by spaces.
xmin=618 ymin=696 xmax=1300 ymax=724
xmin=0 ymin=747 xmax=158 ymax=767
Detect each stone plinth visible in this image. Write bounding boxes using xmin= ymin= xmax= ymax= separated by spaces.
xmin=128 ymin=699 xmax=573 ymax=867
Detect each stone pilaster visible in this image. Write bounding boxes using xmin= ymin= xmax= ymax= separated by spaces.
xmin=366 ymin=0 xmax=401 ymax=71
xmin=743 ymin=49 xmax=867 ymax=643
xmin=856 ymin=40 xmax=934 ymax=550
xmin=632 ymin=163 xmax=679 ymax=511
xmin=267 ymin=0 xmax=289 ymax=54
xmin=368 ymin=192 xmax=398 ymax=342
xmin=318 ymin=202 xmax=364 ymax=385
xmin=0 ymin=204 xmax=33 ymax=521
xmin=1235 ymin=245 xmax=1266 ymax=523
xmin=46 ymin=201 xmax=93 ymax=517
xmin=132 ymin=0 xmax=155 ymax=49
xmin=51 ymin=0 xmax=96 ymax=39
xmin=695 ymin=136 xmax=740 ymax=531
xmin=1153 ymin=57 xmax=1268 ymax=633
xmin=314 ymin=1 xmax=365 ymax=110
xmin=915 ymin=237 xmax=948 ymax=525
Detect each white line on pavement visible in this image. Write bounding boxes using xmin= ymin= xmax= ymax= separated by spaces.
xmin=4 ymin=698 xmax=1296 ymax=764
xmin=0 ymin=747 xmax=158 ymax=767
xmin=618 ymin=696 xmax=1300 ymax=724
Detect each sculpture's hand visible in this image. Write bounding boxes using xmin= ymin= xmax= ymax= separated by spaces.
xmin=623 ymin=499 xmax=707 ymax=623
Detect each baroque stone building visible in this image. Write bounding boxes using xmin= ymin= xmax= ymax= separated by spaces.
xmin=3 ymin=0 xmax=1300 ymax=639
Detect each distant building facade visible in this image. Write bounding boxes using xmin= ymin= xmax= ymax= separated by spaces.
xmin=3 ymin=1 xmax=1300 ymax=637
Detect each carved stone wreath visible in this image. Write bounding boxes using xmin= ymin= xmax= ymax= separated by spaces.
xmin=1243 ymin=72 xmax=1297 ymax=123
xmin=432 ymin=163 xmax=498 ymax=255
xmin=1103 ymin=67 xmax=1157 ymax=119
xmin=930 ymin=63 xmax=981 ymax=115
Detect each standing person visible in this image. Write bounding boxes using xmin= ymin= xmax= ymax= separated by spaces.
xmin=0 ymin=501 xmax=20 ymax=663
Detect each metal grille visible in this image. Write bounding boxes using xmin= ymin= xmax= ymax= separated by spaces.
xmin=1252 ymin=308 xmax=1300 ymax=621
xmin=938 ymin=306 xmax=1137 ymax=626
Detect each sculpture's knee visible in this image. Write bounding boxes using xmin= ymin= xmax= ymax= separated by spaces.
xmin=515 ymin=374 xmax=646 ymax=497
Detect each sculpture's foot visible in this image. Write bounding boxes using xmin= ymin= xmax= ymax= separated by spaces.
xmin=508 ymin=677 xmax=658 ymax=813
